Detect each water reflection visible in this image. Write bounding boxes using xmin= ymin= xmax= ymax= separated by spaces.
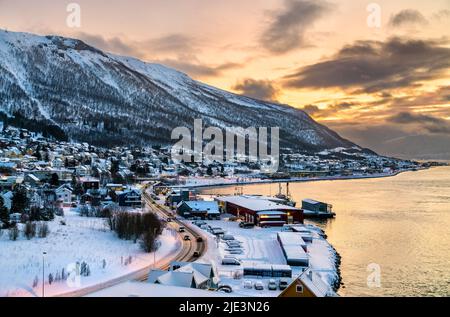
xmin=202 ymin=167 xmax=450 ymax=297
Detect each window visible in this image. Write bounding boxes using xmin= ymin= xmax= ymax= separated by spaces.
xmin=296 ymin=285 xmax=304 ymax=293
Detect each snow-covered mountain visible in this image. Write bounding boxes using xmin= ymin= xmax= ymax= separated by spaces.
xmin=0 ymin=30 xmax=364 ymax=152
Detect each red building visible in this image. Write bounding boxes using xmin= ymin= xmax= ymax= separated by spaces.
xmin=216 ymin=195 xmax=303 ymax=227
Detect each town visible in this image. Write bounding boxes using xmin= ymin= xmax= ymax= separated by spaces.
xmin=0 ymin=125 xmax=440 ymax=297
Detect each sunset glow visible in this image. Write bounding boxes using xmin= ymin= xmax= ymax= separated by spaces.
xmin=1 ymin=0 xmax=449 ymax=158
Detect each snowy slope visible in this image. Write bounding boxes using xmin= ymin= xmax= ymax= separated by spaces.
xmin=0 ymin=29 xmax=359 ymax=152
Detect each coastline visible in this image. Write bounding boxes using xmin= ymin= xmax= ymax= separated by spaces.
xmin=176 ymin=168 xmax=428 ymax=190
xmin=180 ymin=166 xmax=431 ymax=296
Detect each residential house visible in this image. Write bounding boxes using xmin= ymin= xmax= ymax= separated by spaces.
xmin=56 ymin=185 xmax=73 ymax=206
xmin=148 ymin=262 xmax=217 ymax=290
xmin=166 ymin=189 xmax=191 ymax=207
xmin=81 ymin=177 xmax=100 ymax=192
xmin=177 ymin=201 xmax=220 ymax=220
xmin=118 ymin=189 xmax=142 ymax=208
xmin=279 ymin=269 xmax=335 ymax=298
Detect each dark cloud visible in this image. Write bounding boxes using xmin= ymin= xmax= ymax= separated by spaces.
xmin=283 ymin=37 xmax=450 ymax=93
xmin=388 ymin=112 xmax=450 ymax=134
xmin=143 ymin=34 xmax=196 ymax=54
xmin=260 ymin=0 xmax=332 ymax=54
xmin=77 ymin=33 xmax=138 ymax=57
xmin=389 ymin=9 xmax=429 ymax=27
xmin=301 ymin=104 xmax=321 ymax=116
xmin=432 ymin=9 xmax=450 ymax=21
xmin=74 ymin=33 xmax=241 ymax=78
xmin=232 ymin=79 xmax=280 ymax=101
xmin=77 ymin=32 xmax=197 ymax=59
xmin=158 ymin=59 xmax=242 ymax=78
xmin=330 ymin=123 xmax=450 ymax=160
xmin=301 ymin=102 xmax=357 ymax=118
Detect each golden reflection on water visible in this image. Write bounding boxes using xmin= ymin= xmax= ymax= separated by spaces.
xmin=202 ymin=167 xmax=450 ymax=297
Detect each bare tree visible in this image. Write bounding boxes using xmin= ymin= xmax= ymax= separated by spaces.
xmin=8 ymin=223 xmax=19 ymax=241
xmin=24 ymin=221 xmax=36 ymax=240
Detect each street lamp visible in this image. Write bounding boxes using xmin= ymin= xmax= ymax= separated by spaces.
xmin=42 ymin=252 xmax=47 ymax=298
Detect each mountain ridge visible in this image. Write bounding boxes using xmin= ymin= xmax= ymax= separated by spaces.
xmin=0 ymin=29 xmax=370 ymax=155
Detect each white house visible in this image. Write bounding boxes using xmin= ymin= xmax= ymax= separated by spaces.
xmin=56 ymin=186 xmax=73 ymax=205
xmin=51 ymin=158 xmax=64 ymax=168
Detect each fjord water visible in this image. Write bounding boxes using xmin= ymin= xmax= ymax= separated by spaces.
xmin=202 ymin=167 xmax=450 ymax=296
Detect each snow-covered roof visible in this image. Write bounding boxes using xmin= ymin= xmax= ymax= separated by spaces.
xmin=302 ymin=199 xmax=322 ymax=205
xmin=183 ymin=201 xmax=219 ymax=214
xmin=216 ymin=195 xmax=300 ymax=212
xmin=171 ymin=262 xmax=214 ymax=280
xmin=147 ymin=270 xmax=167 ymax=284
xmin=299 ymin=269 xmax=332 ymax=297
xmin=87 ymin=282 xmax=235 ymax=297
xmin=154 ymin=271 xmax=195 ymax=288
xmin=257 ymin=211 xmax=286 ymax=216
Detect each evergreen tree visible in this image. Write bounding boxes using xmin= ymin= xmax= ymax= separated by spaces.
xmin=50 ymin=173 xmax=59 ymax=187
xmin=0 ymin=196 xmax=10 ymax=228
xmin=8 ymin=223 xmax=19 ymax=241
xmin=11 ymin=185 xmax=29 ymax=214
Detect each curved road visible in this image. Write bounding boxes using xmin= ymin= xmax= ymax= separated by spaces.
xmin=55 ymin=189 xmax=207 ymax=297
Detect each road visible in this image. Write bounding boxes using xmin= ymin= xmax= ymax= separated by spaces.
xmin=54 ymin=189 xmax=207 ymax=297
xmin=139 ymin=191 xmax=207 ymax=278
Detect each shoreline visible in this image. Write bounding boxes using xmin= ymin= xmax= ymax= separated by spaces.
xmin=176 ymin=168 xmax=428 ymax=191
xmin=178 ymin=167 xmax=430 ymax=296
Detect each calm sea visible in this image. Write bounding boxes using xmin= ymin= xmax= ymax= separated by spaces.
xmin=201 ymin=167 xmax=450 ymax=297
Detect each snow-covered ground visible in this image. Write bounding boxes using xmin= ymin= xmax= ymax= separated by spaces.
xmin=183 ymin=176 xmax=260 ymax=187
xmin=191 ymin=220 xmax=338 ymax=297
xmin=0 ymin=209 xmax=180 ymax=297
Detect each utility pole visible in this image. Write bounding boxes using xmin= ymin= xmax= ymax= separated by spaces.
xmin=42 ymin=252 xmax=47 ymax=298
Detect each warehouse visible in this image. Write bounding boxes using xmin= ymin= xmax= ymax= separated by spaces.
xmin=215 ymin=195 xmax=303 ymax=227
xmin=277 ymin=232 xmax=310 ymax=267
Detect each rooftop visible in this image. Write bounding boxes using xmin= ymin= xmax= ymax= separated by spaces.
xmin=216 ymin=195 xmax=300 ymax=212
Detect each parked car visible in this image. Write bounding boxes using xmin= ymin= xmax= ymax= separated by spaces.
xmin=193 ymin=220 xmax=207 ymax=227
xmin=254 ymin=282 xmax=264 ymax=291
xmin=243 ymin=280 xmax=253 ymax=289
xmin=279 ymin=279 xmax=289 ymax=290
xmin=222 ymin=258 xmax=241 ymax=266
xmin=221 ymin=234 xmax=235 ymax=241
xmin=224 ymin=255 xmax=239 ymax=260
xmin=217 ymin=284 xmax=233 ymax=293
xmin=227 ymin=244 xmax=242 ymax=249
xmin=179 ymin=227 xmax=186 ymax=233
xmin=196 ymin=237 xmax=203 ymax=243
xmin=268 ymin=279 xmax=278 ymax=291
xmin=226 ymin=249 xmax=244 ymax=255
xmin=239 ymin=222 xmax=255 ymax=229
xmin=211 ymin=228 xmax=226 ymax=235
xmin=184 ymin=235 xmax=191 ymax=241
xmin=193 ymin=251 xmax=200 ymax=258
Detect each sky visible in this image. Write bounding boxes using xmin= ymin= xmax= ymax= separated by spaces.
xmin=0 ymin=0 xmax=449 ymax=159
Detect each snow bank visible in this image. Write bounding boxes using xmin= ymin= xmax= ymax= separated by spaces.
xmin=0 ymin=210 xmax=180 ymax=297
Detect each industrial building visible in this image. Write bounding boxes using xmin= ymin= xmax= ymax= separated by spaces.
xmin=215 ymin=195 xmax=303 ymax=227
